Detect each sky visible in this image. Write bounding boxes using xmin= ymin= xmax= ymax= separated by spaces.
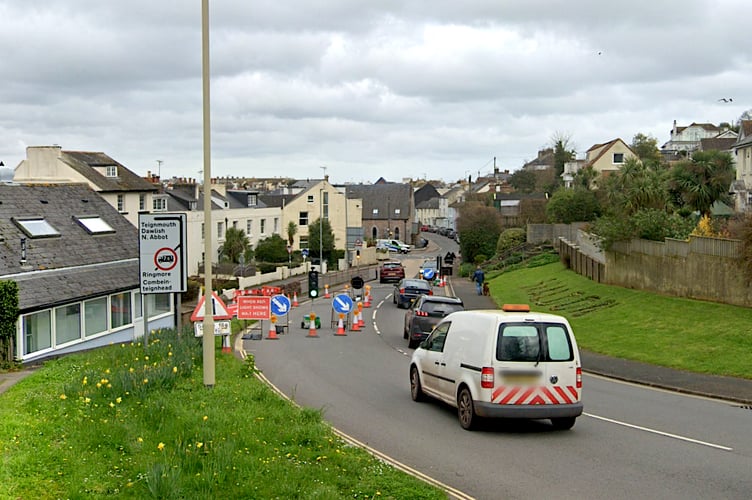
xmin=0 ymin=1 xmax=749 ymax=185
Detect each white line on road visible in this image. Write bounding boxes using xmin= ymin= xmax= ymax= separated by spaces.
xmin=584 ymin=412 xmax=733 ymax=451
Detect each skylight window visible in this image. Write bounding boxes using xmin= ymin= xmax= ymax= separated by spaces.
xmin=75 ymin=216 xmax=114 ymax=234
xmin=105 ymin=165 xmax=118 ymax=177
xmin=13 ymin=218 xmax=60 ymax=238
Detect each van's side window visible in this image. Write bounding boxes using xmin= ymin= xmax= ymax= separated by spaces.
xmin=425 ymin=322 xmax=450 ymax=352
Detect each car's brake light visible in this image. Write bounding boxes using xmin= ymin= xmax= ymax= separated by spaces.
xmin=428 ymin=290 xmax=433 ymax=295
xmin=481 ymin=367 xmax=494 ymax=388
xmin=576 ymin=367 xmax=582 ymax=389
xmin=416 ymin=310 xmax=428 ymax=317
xmin=399 ymin=288 xmax=405 ymax=294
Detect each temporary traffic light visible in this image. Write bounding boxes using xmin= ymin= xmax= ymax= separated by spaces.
xmin=308 ymin=270 xmax=319 ymax=298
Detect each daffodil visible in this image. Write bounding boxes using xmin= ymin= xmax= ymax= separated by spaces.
xmin=157 ymin=442 xmax=165 ymax=451
xmin=116 ymin=397 xmax=122 ymax=404
xmin=59 ymin=394 xmax=67 ymax=400
xmin=172 ymin=366 xmax=178 ymax=373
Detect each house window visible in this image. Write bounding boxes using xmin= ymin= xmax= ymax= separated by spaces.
xmin=247 ymin=194 xmax=257 ymax=207
xmin=260 ymin=219 xmax=266 ymax=234
xmin=84 ymin=297 xmax=108 ymax=337
xmin=153 ymin=197 xmax=167 ymax=212
xmin=23 ymin=310 xmax=51 ymax=355
xmin=372 ymin=208 xmax=379 ymax=215
xmin=217 ymin=222 xmax=224 ymax=239
xmin=106 ymin=165 xmax=118 ymax=177
xmin=75 ymin=216 xmax=114 ymax=235
xmin=299 ymin=212 xmax=309 ymax=226
xmin=148 ymin=294 xmax=171 ymax=318
xmin=117 ymin=194 xmax=125 ymax=212
xmin=13 ymin=218 xmax=60 ymax=238
xmin=307 ymin=195 xmax=314 ymax=203
xmin=299 ymin=236 xmax=308 ymax=250
xmin=55 ymin=304 xmax=82 ymax=345
xmin=394 ymin=208 xmax=401 ymax=215
xmin=613 ymin=153 xmax=625 ymax=164
xmin=371 ymin=227 xmax=378 ymax=239
xmin=139 ymin=194 xmax=146 ymax=211
xmin=110 ymin=292 xmax=132 ymax=329
xmin=273 ymin=217 xmax=279 ymax=233
xmin=246 ymin=220 xmax=253 ymax=235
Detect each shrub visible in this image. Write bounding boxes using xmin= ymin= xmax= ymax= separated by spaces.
xmin=496 ymin=228 xmax=526 ymax=255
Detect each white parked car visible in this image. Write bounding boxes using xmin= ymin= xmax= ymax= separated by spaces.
xmin=409 ymin=305 xmax=583 ymax=430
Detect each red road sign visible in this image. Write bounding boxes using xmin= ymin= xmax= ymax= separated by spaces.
xmin=237 ymin=296 xmax=271 ymax=320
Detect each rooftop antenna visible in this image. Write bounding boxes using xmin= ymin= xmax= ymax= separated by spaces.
xmin=156 ymin=160 xmax=163 ymax=178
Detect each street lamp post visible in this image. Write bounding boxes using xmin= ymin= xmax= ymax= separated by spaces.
xmin=319 ymin=188 xmax=323 ymax=274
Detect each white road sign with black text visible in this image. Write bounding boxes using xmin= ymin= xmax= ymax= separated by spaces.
xmin=138 ymin=213 xmax=187 ymax=293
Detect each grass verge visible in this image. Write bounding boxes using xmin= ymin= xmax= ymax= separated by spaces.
xmin=0 ymin=330 xmax=443 ymax=499
xmin=489 ymin=262 xmax=752 ymax=379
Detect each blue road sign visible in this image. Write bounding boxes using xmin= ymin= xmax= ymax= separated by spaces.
xmin=301 ymin=248 xmax=309 ymax=257
xmin=332 ymin=294 xmax=354 ymax=314
xmin=423 ymin=268 xmax=436 ymax=280
xmin=270 ymin=294 xmax=291 ymax=316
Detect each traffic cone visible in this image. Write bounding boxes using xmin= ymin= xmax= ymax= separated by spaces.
xmin=306 ymin=313 xmax=319 ymax=338
xmin=350 ymin=311 xmax=360 ymax=332
xmin=266 ymin=317 xmax=279 ymax=340
xmin=325 ymin=284 xmax=331 ymax=298
xmin=357 ymin=303 xmax=365 ymax=328
xmin=221 ymin=334 xmax=232 ymax=353
xmin=363 ymin=286 xmax=371 ymax=307
xmin=293 ymin=292 xmax=299 ymax=307
xmin=438 ymin=276 xmax=445 ymax=287
xmin=334 ymin=313 xmax=347 ymax=336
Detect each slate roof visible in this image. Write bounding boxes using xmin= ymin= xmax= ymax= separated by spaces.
xmin=414 ymin=183 xmax=441 ymax=206
xmin=0 ymin=183 xmax=139 ymax=312
xmin=699 ymin=137 xmax=737 ymax=151
xmin=347 ymin=183 xmax=412 ymax=221
xmin=61 ymin=151 xmax=157 ymax=193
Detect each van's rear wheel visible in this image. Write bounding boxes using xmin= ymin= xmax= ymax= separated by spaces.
xmin=457 ymin=387 xmax=477 ymax=430
xmin=410 ymin=366 xmax=426 ymax=402
xmin=551 ymin=417 xmax=576 ymax=430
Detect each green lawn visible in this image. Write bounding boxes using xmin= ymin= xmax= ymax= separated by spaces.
xmin=0 ymin=330 xmax=443 ymax=499
xmin=489 ymin=262 xmax=752 ymax=379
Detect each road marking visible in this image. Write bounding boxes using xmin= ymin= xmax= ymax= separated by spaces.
xmin=253 ymin=368 xmax=475 ymax=500
xmin=584 ymin=413 xmax=733 ymax=451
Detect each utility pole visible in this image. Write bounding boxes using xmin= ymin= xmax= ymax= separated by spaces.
xmin=156 ymin=160 xmax=163 ymax=179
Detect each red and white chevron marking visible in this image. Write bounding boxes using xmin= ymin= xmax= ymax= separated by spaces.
xmin=491 ymin=385 xmax=580 ymax=405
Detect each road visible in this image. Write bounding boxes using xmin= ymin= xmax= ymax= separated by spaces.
xmin=243 ymin=238 xmax=752 ymax=499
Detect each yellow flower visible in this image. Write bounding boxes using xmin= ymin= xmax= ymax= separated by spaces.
xmin=96 ymin=383 xmax=102 ymax=389
xmin=172 ymin=366 xmax=178 ymax=374
xmin=137 ymin=437 xmax=143 ymax=443
xmin=157 ymin=442 xmax=165 ymax=451
xmin=143 ymin=378 xmax=148 ymax=384
xmin=196 ymin=442 xmax=203 ymax=449
xmin=203 ymin=415 xmax=208 ymax=421
xmin=109 ymin=402 xmax=115 ymax=408
xmin=84 ymin=397 xmax=91 ymax=404
xmin=129 ymin=367 xmax=135 ymax=373
xmin=144 ymin=356 xmax=149 ymax=361
xmin=168 ymin=351 xmax=173 ymax=357
xmin=59 ymin=394 xmax=67 ymax=400
xmin=116 ymin=397 xmax=122 ymax=404
xmin=82 ymin=377 xmax=88 ymax=385
xmin=104 ymin=369 xmax=110 ymax=374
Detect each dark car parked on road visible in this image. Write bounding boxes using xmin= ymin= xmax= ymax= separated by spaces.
xmin=403 ymin=295 xmax=464 ymax=348
xmin=393 ymin=278 xmax=433 ymax=308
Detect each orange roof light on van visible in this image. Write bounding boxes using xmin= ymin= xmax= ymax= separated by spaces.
xmin=502 ymin=304 xmax=530 ymax=312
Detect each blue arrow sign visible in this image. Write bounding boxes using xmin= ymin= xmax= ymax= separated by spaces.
xmin=270 ymin=294 xmax=291 ymax=316
xmin=301 ymin=248 xmax=309 ymax=257
xmin=332 ymin=294 xmax=354 ymax=314
xmin=423 ymin=268 xmax=435 ymax=280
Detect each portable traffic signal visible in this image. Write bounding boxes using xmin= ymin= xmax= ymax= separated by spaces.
xmin=308 ymin=270 xmax=319 ymax=298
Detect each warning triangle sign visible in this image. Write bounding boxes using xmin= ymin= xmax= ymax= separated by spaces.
xmin=191 ymin=291 xmax=233 ymax=321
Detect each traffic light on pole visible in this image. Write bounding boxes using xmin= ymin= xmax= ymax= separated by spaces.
xmin=308 ymin=270 xmax=319 ymax=298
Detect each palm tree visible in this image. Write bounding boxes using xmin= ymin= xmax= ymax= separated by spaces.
xmin=221 ymin=227 xmax=250 ymax=263
xmin=668 ymin=150 xmax=735 ymax=216
xmin=287 ymin=221 xmax=297 ymax=248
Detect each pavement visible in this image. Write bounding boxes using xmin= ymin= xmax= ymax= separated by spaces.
xmin=4 ymin=245 xmax=752 ymax=405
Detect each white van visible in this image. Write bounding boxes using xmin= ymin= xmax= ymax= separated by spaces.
xmin=409 ymin=305 xmax=583 ymax=430
xmin=376 ymin=239 xmax=411 ymax=253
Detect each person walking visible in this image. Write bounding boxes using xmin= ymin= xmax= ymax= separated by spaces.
xmin=472 ymin=265 xmax=485 ymax=295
